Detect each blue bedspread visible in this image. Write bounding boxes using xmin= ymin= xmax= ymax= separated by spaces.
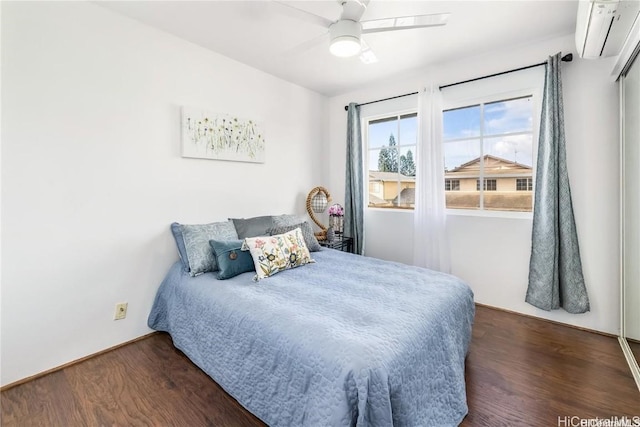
xmin=148 ymin=249 xmax=474 ymax=426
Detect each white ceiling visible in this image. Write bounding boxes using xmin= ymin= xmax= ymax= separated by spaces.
xmin=98 ymin=1 xmax=579 ymax=96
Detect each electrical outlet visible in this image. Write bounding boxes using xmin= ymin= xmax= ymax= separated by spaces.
xmin=114 ymin=302 xmax=128 ymax=320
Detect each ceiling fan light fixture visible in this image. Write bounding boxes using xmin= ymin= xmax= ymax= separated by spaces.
xmin=329 ymin=19 xmax=362 ymax=57
xmin=330 ymin=36 xmax=361 ymax=57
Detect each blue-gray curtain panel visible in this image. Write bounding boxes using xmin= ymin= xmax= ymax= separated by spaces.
xmin=526 ymin=53 xmax=590 ymax=314
xmin=345 ymin=103 xmax=364 ymax=255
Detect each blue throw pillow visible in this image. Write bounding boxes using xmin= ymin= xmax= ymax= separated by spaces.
xmin=209 ymin=239 xmax=255 ymax=280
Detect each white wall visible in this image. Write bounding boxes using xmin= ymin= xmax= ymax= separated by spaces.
xmin=328 ymin=34 xmax=621 ymax=335
xmin=1 ymin=2 xmax=328 ymax=386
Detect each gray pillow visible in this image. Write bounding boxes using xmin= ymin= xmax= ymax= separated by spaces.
xmin=181 ymin=220 xmax=239 ymax=276
xmin=272 ymin=214 xmax=305 ymax=227
xmin=231 ymin=215 xmax=274 ymax=238
xmin=267 ymin=221 xmax=322 ymax=252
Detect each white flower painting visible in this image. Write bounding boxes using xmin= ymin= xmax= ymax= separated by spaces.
xmin=181 ymin=107 xmax=265 ymax=163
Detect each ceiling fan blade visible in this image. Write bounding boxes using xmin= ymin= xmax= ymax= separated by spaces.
xmin=359 ymin=38 xmax=378 ymax=64
xmin=361 ymin=13 xmax=450 ymax=34
xmin=340 ymin=0 xmax=368 ymax=22
xmin=283 ymin=32 xmax=329 ymax=57
xmin=271 ymin=1 xmax=334 ymax=28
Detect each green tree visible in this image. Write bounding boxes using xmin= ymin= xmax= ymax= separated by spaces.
xmin=377 ymin=134 xmax=398 ymax=172
xmin=378 ymin=146 xmax=392 ymax=172
xmin=400 ymin=149 xmax=416 ymax=176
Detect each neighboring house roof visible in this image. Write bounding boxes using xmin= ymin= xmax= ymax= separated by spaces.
xmin=392 ymin=187 xmax=415 ymax=205
xmin=368 ymin=194 xmax=389 ymax=206
xmin=447 ymin=154 xmax=532 ymax=174
xmin=446 ymin=154 xmax=532 ymax=178
xmin=369 ymin=171 xmax=415 ymax=182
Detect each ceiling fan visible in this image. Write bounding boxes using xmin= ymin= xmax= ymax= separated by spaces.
xmin=274 ymin=0 xmax=450 ymax=63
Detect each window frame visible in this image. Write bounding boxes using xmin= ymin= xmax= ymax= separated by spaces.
xmin=363 ymin=108 xmax=419 ymax=211
xmin=441 ymin=69 xmax=543 ymax=219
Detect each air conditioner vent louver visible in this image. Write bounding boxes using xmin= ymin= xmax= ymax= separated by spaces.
xmin=599 ymin=16 xmax=616 ymax=56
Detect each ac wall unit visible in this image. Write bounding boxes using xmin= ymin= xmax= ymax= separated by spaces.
xmin=576 ymin=0 xmax=640 ymax=59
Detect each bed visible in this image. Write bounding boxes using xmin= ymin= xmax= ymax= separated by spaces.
xmin=148 ymin=248 xmax=474 ymax=426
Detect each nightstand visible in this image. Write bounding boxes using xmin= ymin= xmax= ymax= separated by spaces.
xmin=319 ymin=235 xmax=354 ymax=254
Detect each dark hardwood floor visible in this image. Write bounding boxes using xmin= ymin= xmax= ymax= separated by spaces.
xmin=2 ymin=305 xmax=638 ymax=426
xmin=461 ymin=307 xmax=639 ymax=426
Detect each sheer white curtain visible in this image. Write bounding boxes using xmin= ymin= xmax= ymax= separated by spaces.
xmin=413 ymin=84 xmax=450 ymax=273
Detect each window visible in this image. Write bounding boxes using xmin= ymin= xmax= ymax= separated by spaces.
xmin=445 ymin=179 xmax=460 ymax=191
xmin=366 ymin=112 xmax=417 ymax=209
xmin=516 ymin=178 xmax=533 ymax=191
xmin=443 ymin=96 xmax=534 ymax=212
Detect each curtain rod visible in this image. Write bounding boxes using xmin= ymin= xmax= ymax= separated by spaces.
xmin=343 ymin=53 xmax=573 ymax=111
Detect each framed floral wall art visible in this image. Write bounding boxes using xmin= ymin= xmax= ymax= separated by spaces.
xmin=181 ymin=107 xmax=265 ymax=163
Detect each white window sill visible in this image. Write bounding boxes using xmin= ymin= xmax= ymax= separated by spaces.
xmin=367 ymin=207 xmax=533 ymax=219
xmin=367 ymin=207 xmax=415 ymax=214
xmin=445 ymin=209 xmax=533 ymax=219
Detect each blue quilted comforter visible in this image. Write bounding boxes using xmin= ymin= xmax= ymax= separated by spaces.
xmin=148 ymin=249 xmax=474 ymax=426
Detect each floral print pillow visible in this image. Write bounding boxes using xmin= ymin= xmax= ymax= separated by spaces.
xmin=242 ymin=228 xmax=314 ymax=281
